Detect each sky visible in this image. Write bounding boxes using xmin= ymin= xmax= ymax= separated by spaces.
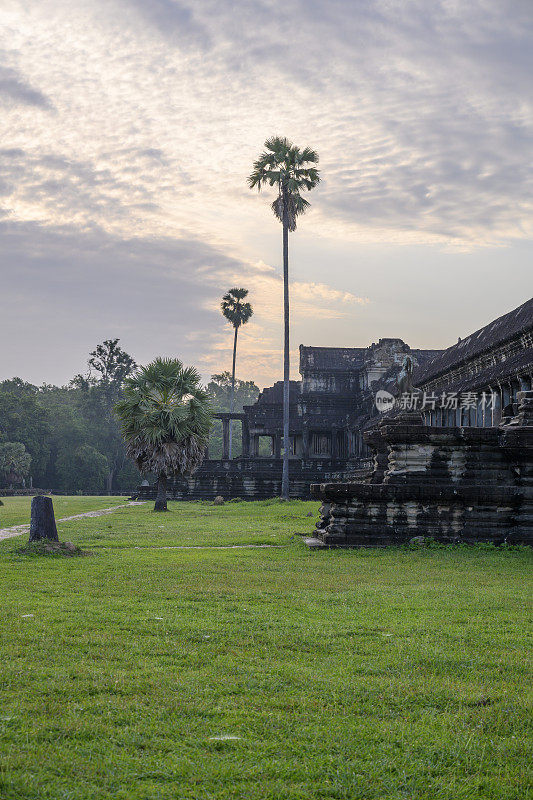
xmin=1 ymin=0 xmax=532 ymax=389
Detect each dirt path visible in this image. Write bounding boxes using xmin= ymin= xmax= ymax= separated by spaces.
xmin=0 ymin=502 xmax=146 ymax=542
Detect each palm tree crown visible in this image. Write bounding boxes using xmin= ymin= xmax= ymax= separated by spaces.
xmin=221 ymin=288 xmax=253 ymax=329
xmin=248 ymin=136 xmax=320 ymax=231
xmin=115 ymin=357 xmax=212 ymax=478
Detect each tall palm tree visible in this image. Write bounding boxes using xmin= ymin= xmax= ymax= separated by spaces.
xmin=115 ymin=358 xmax=211 ymax=511
xmin=221 ymin=287 xmax=253 ymax=458
xmin=248 ymin=136 xmax=320 ymax=499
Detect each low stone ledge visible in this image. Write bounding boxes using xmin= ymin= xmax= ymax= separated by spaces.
xmin=311 ymin=481 xmax=524 ymax=505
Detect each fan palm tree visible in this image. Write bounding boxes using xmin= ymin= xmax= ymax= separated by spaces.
xmin=248 ymin=136 xmax=320 ymax=499
xmin=115 ymin=358 xmax=212 ymax=511
xmin=221 ymin=287 xmax=253 ymax=458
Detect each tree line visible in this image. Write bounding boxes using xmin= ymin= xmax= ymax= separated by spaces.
xmin=0 ymin=340 xmax=259 ymax=495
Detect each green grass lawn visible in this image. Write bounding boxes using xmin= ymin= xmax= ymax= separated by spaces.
xmin=0 ymin=495 xmax=126 ymax=528
xmin=0 ymin=500 xmax=531 ymax=799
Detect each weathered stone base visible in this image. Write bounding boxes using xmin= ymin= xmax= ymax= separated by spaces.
xmin=310 ymin=392 xmax=533 ymax=547
xmin=311 ymin=482 xmax=531 ymax=547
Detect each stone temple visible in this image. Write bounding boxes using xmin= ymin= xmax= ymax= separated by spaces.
xmin=139 ymin=296 xmax=532 ymax=545
xmin=311 ymin=297 xmax=533 ymax=546
xmin=140 ymin=338 xmax=440 ymax=500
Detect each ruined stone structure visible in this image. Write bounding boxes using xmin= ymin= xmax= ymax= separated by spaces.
xmin=310 ymin=298 xmax=533 ymax=546
xmin=138 ymin=339 xmax=439 ymax=501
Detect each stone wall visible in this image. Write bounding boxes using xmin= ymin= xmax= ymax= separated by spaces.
xmin=138 ymin=457 xmax=365 ymax=502
xmin=310 ymin=391 xmax=533 ymax=547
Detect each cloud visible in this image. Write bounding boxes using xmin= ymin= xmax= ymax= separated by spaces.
xmin=0 ymin=66 xmax=53 ymax=109
xmin=292 ymin=283 xmax=369 ymax=306
xmin=118 ymin=0 xmax=210 ymax=48
xmin=0 ymin=219 xmax=363 ymax=386
xmin=1 ymin=0 xmax=530 ymax=247
xmin=0 ymin=0 xmax=531 ymax=387
xmin=0 ymin=146 xmax=170 ymax=231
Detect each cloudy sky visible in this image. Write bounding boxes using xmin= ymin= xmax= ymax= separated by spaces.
xmin=1 ymin=0 xmax=532 ymax=388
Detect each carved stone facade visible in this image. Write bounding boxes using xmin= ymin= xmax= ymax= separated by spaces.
xmin=310 ymin=298 xmax=533 ymax=546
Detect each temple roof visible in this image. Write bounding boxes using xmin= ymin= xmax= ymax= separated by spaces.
xmin=299 ymin=345 xmax=366 ymax=372
xmin=415 ymin=297 xmax=533 ymax=386
xmin=300 ymin=343 xmax=440 ymax=373
xmin=255 ymin=380 xmax=301 ymax=404
xmin=429 ymin=348 xmax=533 ymax=393
xmin=410 ymin=349 xmax=444 ymax=366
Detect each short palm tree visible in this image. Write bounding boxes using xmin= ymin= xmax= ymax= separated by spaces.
xmin=221 ymin=287 xmax=253 ymax=458
xmin=115 ymin=358 xmax=212 ymax=511
xmin=248 ymin=136 xmax=320 ymax=499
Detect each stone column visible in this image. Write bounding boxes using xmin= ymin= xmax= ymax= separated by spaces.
xmin=241 ymin=418 xmax=250 ymax=458
xmin=331 ymin=426 xmax=338 ymax=459
xmin=222 ymin=418 xmax=230 ymax=460
xmin=492 ymin=389 xmax=502 ymax=426
xmin=302 ymin=426 xmax=310 ymax=459
xmin=274 ymin=433 xmax=281 ymax=459
xmin=251 ymin=434 xmax=259 ymax=457
xmin=476 ymin=397 xmax=484 ymax=427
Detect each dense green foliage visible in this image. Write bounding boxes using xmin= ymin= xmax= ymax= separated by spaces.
xmin=55 ymin=445 xmax=110 ymax=495
xmin=0 ymin=340 xmax=139 ymax=494
xmin=0 ymin=442 xmax=31 ymax=488
xmin=0 ymin=381 xmax=51 ymax=480
xmin=0 ymin=500 xmax=531 ymax=799
xmin=115 ymin=357 xmax=213 ymax=511
xmin=0 ymin=337 xmax=261 ymax=493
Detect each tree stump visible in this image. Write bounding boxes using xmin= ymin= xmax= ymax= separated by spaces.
xmin=29 ymin=496 xmax=59 ymax=542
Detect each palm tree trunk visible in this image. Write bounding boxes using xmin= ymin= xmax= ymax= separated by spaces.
xmin=154 ymin=472 xmax=168 ymax=512
xmin=281 ymin=200 xmax=290 ymax=500
xmin=229 ymin=325 xmax=238 ymax=459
